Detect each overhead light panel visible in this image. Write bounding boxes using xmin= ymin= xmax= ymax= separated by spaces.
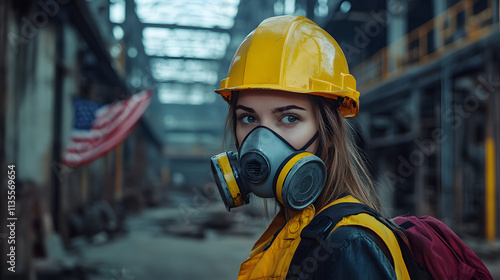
xmin=135 ymin=0 xmax=240 ymax=29
xmin=143 ymin=27 xmax=230 ymax=59
xmin=157 ymin=83 xmax=216 ymax=105
xmin=110 ymin=0 xmax=125 ymax=23
xmin=150 ymin=58 xmax=219 ymax=84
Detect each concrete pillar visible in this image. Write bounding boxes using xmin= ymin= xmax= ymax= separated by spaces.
xmin=387 ymin=0 xmax=408 ymax=72
xmin=485 ymin=47 xmax=499 ymax=243
xmin=433 ymin=0 xmax=447 ymax=50
xmin=4 ymin=10 xmax=57 ymax=279
xmin=492 ymin=0 xmax=499 ymax=24
xmin=377 ymin=157 xmax=396 ymax=216
xmin=440 ymin=62 xmax=454 ymax=226
xmin=0 ymin=1 xmax=9 ymax=278
xmin=408 ymin=88 xmax=424 ymax=215
xmin=17 ymin=27 xmax=57 ymax=187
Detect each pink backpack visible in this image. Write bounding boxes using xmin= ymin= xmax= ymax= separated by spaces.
xmin=393 ymin=215 xmax=493 ymax=280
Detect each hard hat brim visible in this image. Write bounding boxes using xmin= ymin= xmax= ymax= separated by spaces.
xmin=214 ymin=85 xmax=359 ymax=118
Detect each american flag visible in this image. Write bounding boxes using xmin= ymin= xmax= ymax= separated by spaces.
xmin=62 ymin=90 xmax=153 ymax=167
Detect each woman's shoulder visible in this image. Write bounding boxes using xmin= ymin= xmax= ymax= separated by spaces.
xmin=326 ymin=225 xmax=391 ymax=260
xmin=320 ymin=225 xmax=397 ymax=279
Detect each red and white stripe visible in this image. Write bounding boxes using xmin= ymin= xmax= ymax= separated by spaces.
xmin=63 ymin=90 xmax=153 ymax=167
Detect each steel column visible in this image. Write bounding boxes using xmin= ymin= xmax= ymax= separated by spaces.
xmin=440 ymin=62 xmax=455 ymax=226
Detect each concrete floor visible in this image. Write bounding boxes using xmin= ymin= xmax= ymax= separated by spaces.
xmin=76 ymin=205 xmax=262 ymax=280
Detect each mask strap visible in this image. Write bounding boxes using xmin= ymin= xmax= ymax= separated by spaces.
xmin=299 ymin=132 xmax=319 ymax=150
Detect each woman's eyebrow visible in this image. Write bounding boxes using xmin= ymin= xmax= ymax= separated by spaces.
xmin=235 ymin=105 xmax=255 ymax=113
xmin=272 ymin=105 xmax=306 ymax=113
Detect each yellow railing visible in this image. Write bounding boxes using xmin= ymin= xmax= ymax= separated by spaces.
xmin=353 ymin=0 xmax=498 ymax=92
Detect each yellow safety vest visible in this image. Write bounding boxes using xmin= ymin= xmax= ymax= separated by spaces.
xmin=237 ymin=195 xmax=410 ymax=280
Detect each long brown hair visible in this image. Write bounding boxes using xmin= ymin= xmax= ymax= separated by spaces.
xmin=310 ymin=96 xmax=380 ymax=211
xmin=224 ymin=92 xmax=380 ymax=212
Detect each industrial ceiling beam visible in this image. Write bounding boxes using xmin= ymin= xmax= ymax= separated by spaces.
xmin=141 ymin=22 xmax=229 ymax=33
xmin=147 ymin=55 xmax=221 ymax=62
xmin=154 ymin=80 xmax=216 ymax=85
xmin=68 ymin=1 xmax=129 ymax=98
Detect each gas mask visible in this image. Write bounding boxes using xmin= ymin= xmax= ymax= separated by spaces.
xmin=210 ymin=126 xmax=327 ymax=211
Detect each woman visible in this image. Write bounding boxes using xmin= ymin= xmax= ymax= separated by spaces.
xmin=210 ymin=15 xmax=408 ymax=279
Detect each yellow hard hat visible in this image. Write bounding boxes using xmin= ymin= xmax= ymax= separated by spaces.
xmin=215 ymin=15 xmax=359 ymax=118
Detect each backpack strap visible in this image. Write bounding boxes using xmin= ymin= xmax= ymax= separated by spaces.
xmin=287 ymin=202 xmax=420 ymax=280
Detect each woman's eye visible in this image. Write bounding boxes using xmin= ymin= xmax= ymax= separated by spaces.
xmin=281 ymin=114 xmax=299 ymax=124
xmin=240 ymin=115 xmax=257 ymax=124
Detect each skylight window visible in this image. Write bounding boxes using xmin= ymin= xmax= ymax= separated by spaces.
xmin=135 ymin=0 xmax=240 ymax=29
xmin=109 ymin=0 xmax=125 ymax=23
xmin=131 ymin=0 xmax=241 ymax=105
xmin=143 ymin=27 xmax=230 ymax=59
xmin=158 ymin=83 xmax=216 ymax=105
xmin=150 ymin=59 xmax=219 ymax=84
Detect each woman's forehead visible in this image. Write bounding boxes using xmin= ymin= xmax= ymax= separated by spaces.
xmin=236 ymin=90 xmax=313 ymax=109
